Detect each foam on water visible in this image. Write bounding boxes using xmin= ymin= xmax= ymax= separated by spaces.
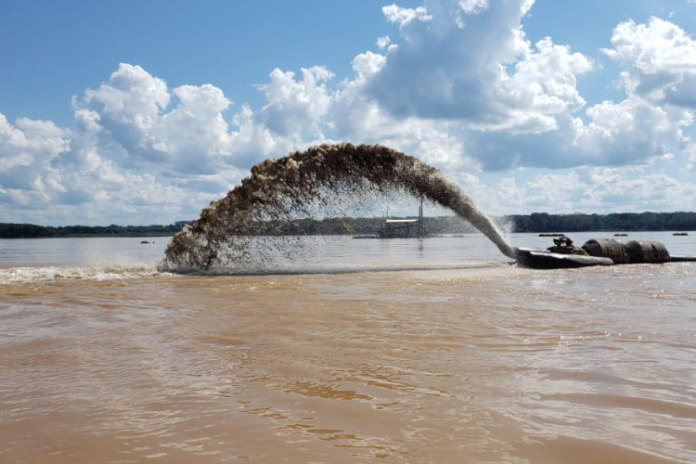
xmin=161 ymin=143 xmax=516 ymax=273
xmin=0 ymin=263 xmax=168 ymax=285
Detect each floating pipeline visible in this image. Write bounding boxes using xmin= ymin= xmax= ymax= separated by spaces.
xmin=516 ymin=248 xmax=614 ymax=269
xmin=161 ymin=143 xmax=516 ymax=272
xmin=518 ymin=238 xmax=696 ymax=269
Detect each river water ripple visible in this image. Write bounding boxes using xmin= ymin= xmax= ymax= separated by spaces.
xmin=0 ymin=233 xmax=695 ymax=463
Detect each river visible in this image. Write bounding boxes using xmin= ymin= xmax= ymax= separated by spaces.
xmin=1 ymin=232 xmax=695 ymax=463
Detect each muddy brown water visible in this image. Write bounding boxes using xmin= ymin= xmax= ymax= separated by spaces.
xmin=1 ymin=234 xmax=695 ymax=463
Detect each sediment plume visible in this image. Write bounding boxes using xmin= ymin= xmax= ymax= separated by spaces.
xmin=161 ymin=143 xmax=517 ymax=272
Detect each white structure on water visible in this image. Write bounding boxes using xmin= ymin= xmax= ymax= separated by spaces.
xmin=379 ymin=198 xmax=425 ymax=238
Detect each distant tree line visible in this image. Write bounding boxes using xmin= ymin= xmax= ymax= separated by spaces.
xmin=1 ymin=212 xmax=695 ymax=239
xmin=509 ymin=212 xmax=696 ymax=233
xmin=0 ymin=221 xmax=191 ymax=239
xmin=270 ymin=216 xmax=477 ymax=236
xmin=0 ymin=218 xmax=474 ymax=238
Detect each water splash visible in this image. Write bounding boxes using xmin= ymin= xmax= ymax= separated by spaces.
xmin=0 ymin=263 xmax=167 ymax=285
xmin=161 ymin=143 xmax=517 ymax=272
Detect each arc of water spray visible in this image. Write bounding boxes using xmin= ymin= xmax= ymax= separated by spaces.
xmin=161 ymin=143 xmax=518 ymax=272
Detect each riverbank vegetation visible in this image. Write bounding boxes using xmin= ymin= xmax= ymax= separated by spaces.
xmin=1 ymin=212 xmax=695 ymax=238
xmin=0 ymin=222 xmax=191 ymax=238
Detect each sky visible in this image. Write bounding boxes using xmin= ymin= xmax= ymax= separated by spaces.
xmin=1 ymin=0 xmax=696 ymax=225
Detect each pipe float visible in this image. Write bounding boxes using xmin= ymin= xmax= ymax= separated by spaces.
xmin=517 ymin=238 xmax=695 ymax=269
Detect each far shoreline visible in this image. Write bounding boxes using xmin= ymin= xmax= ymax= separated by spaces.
xmin=2 ymin=212 xmax=695 ymax=239
xmin=0 ymin=231 xmax=693 ymax=240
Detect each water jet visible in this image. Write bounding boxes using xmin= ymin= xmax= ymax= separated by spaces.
xmin=159 ymin=142 xmax=696 ymax=273
xmin=161 ymin=143 xmax=516 ymax=273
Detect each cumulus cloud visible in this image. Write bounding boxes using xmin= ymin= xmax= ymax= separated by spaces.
xmin=376 ymin=35 xmax=391 ymax=50
xmin=256 ymin=66 xmax=334 ymax=139
xmin=364 ymin=0 xmax=593 ymax=134
xmin=461 ymin=167 xmax=696 ymax=216
xmin=0 ymin=103 xmax=223 ymax=224
xmin=3 ymin=1 xmax=696 ymax=224
xmin=603 ymin=17 xmax=696 ymax=109
xmin=0 ymin=113 xmax=67 ymax=200
xmin=73 ymin=63 xmax=337 ymax=176
xmin=465 ymin=99 xmax=693 ymax=169
xmin=77 ymin=64 xmax=230 ymax=174
xmin=333 ymin=50 xmax=475 ymax=171
xmin=0 ymin=62 xmax=338 ymax=223
xmin=382 ymin=4 xmax=432 ymax=27
xmin=332 ymin=0 xmax=696 ymax=173
xmin=459 ymin=0 xmax=489 ymax=15
xmin=685 ymin=138 xmax=696 ymax=173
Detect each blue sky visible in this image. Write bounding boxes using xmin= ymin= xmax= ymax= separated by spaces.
xmin=1 ymin=0 xmax=696 ymax=225
xmin=0 ymin=0 xmax=421 ymax=125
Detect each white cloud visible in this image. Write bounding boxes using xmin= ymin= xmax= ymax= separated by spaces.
xmin=0 ymin=112 xmax=68 ymax=196
xmin=0 ymin=103 xmax=224 ymax=225
xmin=78 ymin=64 xmax=233 ymax=174
xmin=382 ymin=4 xmax=432 ymax=27
xmin=3 ymin=3 xmax=696 ymax=224
xmin=376 ymin=35 xmax=391 ymax=50
xmin=465 ymin=98 xmax=693 ymax=169
xmin=685 ymin=138 xmax=696 ymax=173
xmin=335 ymin=2 xmax=696 ymax=186
xmin=462 ymin=167 xmax=696 ymax=216
xmin=82 ymin=63 xmax=170 ymax=154
xmin=333 ymin=50 xmax=475 ymax=171
xmin=256 ymin=66 xmax=334 ymax=139
xmin=333 ymin=2 xmax=695 ymax=173
xmin=459 ymin=0 xmax=489 ymax=14
xmin=603 ymin=17 xmax=696 ymax=108
xmin=226 ymin=104 xmax=297 ymax=168
xmin=74 ymin=63 xmax=337 ymax=176
xmin=504 ymin=38 xmax=593 ymax=119
xmin=366 ymin=0 xmax=593 ymax=135
xmin=0 ymin=63 xmax=338 ymax=224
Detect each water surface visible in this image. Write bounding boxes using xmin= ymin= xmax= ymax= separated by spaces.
xmin=0 ymin=233 xmax=695 ymax=463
